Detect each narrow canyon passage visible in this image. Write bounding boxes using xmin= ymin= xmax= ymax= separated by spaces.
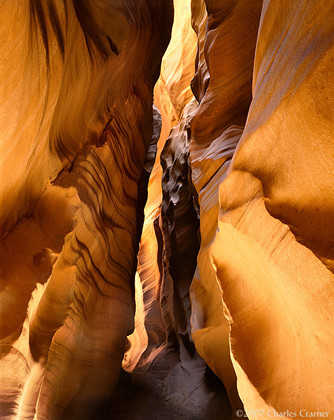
xmin=0 ymin=1 xmax=333 ymax=420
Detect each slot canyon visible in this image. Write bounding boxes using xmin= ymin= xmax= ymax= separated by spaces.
xmin=0 ymin=0 xmax=333 ymax=419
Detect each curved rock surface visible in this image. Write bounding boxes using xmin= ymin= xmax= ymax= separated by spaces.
xmin=0 ymin=1 xmax=172 ymax=419
xmin=123 ymin=2 xmax=230 ymax=417
xmin=189 ymin=0 xmax=263 ymax=415
xmin=189 ymin=0 xmax=334 ymax=419
xmin=213 ymin=1 xmax=334 ymax=417
xmin=1 ymin=0 xmax=333 ymax=419
xmin=123 ymin=0 xmax=198 ymax=374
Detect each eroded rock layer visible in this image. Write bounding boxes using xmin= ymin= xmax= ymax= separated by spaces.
xmin=1 ymin=0 xmax=334 ymax=419
xmin=122 ymin=2 xmax=231 ymax=416
xmin=189 ymin=0 xmax=334 ymax=419
xmin=0 ymin=1 xmax=172 ymax=419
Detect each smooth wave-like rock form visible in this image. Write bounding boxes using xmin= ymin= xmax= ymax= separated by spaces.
xmin=122 ymin=105 xmax=165 ymax=372
xmin=123 ymin=2 xmax=233 ymax=416
xmin=1 ymin=0 xmax=333 ymax=419
xmin=127 ymin=94 xmax=232 ymax=418
xmin=123 ymin=0 xmax=198 ymax=372
xmin=0 ymin=1 xmax=172 ymax=419
xmin=212 ymin=2 xmax=334 ymax=417
xmin=189 ymin=0 xmax=334 ymax=419
xmin=189 ymin=0 xmax=263 ymax=415
xmin=159 ymin=100 xmax=232 ymax=418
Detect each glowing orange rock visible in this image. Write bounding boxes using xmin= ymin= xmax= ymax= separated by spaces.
xmin=0 ymin=1 xmax=172 ymax=419
xmin=190 ymin=0 xmax=334 ymax=418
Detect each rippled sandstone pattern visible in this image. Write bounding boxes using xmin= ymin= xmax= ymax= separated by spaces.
xmin=123 ymin=0 xmax=198 ymax=373
xmin=0 ymin=1 xmax=172 ymax=419
xmin=1 ymin=0 xmax=334 ymax=419
xmin=122 ymin=2 xmax=230 ymax=416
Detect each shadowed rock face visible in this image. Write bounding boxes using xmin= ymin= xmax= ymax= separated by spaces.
xmin=1 ymin=0 xmax=334 ymax=419
xmin=0 ymin=1 xmax=172 ymax=419
xmin=189 ymin=0 xmax=263 ymax=415
xmin=189 ymin=0 xmax=334 ymax=419
xmin=121 ymin=3 xmax=231 ymax=417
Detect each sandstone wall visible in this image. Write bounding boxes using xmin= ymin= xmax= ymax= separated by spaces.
xmin=0 ymin=1 xmax=172 ymax=419
xmin=0 ymin=1 xmax=333 ymax=419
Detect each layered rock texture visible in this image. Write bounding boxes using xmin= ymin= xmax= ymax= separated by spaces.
xmin=0 ymin=1 xmax=172 ymax=419
xmin=189 ymin=0 xmax=334 ymax=418
xmin=1 ymin=0 xmax=333 ymax=419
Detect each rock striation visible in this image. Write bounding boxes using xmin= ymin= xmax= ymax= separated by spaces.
xmin=0 ymin=0 xmax=333 ymax=419
xmin=189 ymin=0 xmax=334 ymax=419
xmin=0 ymin=1 xmax=172 ymax=419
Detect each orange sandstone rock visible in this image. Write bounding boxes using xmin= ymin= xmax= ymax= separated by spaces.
xmin=0 ymin=1 xmax=172 ymax=418
xmin=190 ymin=0 xmax=334 ymax=419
